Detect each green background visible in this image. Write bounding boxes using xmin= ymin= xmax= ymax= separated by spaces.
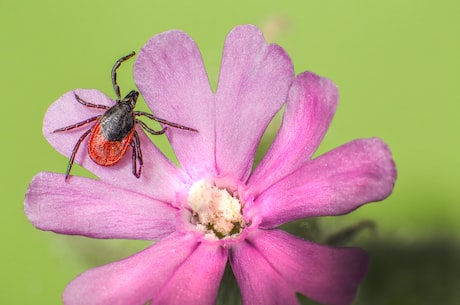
xmin=1 ymin=0 xmax=459 ymax=304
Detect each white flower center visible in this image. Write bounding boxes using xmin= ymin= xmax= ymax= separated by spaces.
xmin=188 ymin=179 xmax=246 ymax=239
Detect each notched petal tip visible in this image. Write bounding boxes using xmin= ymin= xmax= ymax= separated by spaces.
xmin=231 ymin=229 xmax=369 ymax=305
xmin=134 ymin=27 xmax=216 ymax=179
xmin=24 ymin=172 xmax=177 ymax=240
xmin=215 ymin=23 xmax=295 ymax=180
xmin=41 ymin=88 xmax=187 ymax=196
xmin=363 ymin=137 xmax=398 ymax=201
xmin=43 ymin=89 xmax=113 ymax=138
xmin=226 ymin=24 xmax=263 ymax=40
xmin=249 ymin=71 xmax=339 ymax=195
xmin=252 ymin=137 xmax=397 ymax=227
xmin=24 ymin=172 xmax=48 ymax=227
xmin=42 ymin=89 xmax=114 ymax=173
xmin=62 ymin=234 xmax=198 ymax=305
xmin=244 ymin=230 xmax=370 ymax=305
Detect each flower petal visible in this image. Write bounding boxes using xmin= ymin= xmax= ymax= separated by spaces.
xmin=62 ymin=233 xmax=198 ymax=305
xmin=25 ymin=172 xmax=177 ymax=240
xmin=245 ymin=229 xmax=369 ymax=305
xmin=215 ymin=25 xmax=294 ymax=180
xmin=249 ymin=72 xmax=338 ymax=195
xmin=152 ymin=242 xmax=227 ymax=305
xmin=248 ymin=138 xmax=396 ymax=228
xmin=43 ymin=89 xmax=190 ymax=202
xmin=134 ymin=30 xmax=216 ymax=179
xmin=230 ymin=232 xmax=303 ymax=305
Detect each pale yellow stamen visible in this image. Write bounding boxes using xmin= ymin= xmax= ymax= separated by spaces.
xmin=188 ymin=180 xmax=245 ymax=239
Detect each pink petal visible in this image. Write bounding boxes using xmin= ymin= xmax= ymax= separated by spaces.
xmin=134 ymin=30 xmax=216 ymax=179
xmin=249 ymin=72 xmax=338 ymax=195
xmin=248 ymin=138 xmax=396 ymax=228
xmin=43 ymin=89 xmax=190 ymax=203
xmin=152 ymin=242 xmax=228 ymax=305
xmin=230 ymin=233 xmax=303 ymax=305
xmin=242 ymin=229 xmax=369 ymax=305
xmin=63 ymin=233 xmax=198 ymax=305
xmin=215 ymin=25 xmax=294 ymax=180
xmin=25 ymin=172 xmax=177 ymax=240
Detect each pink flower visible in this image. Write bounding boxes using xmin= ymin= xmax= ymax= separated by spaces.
xmin=24 ymin=25 xmax=396 ymax=305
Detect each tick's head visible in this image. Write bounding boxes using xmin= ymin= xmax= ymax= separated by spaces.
xmin=121 ymin=90 xmax=139 ymax=109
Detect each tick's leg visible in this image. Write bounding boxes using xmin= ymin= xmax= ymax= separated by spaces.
xmin=131 ymin=131 xmax=143 ymax=178
xmin=64 ymin=127 xmax=94 ymax=181
xmin=52 ymin=115 xmax=101 ymax=133
xmin=111 ymin=52 xmax=136 ymax=101
xmin=136 ymin=119 xmax=167 ymax=135
xmin=135 ymin=111 xmax=198 ymax=132
xmin=74 ymin=92 xmax=110 ymax=109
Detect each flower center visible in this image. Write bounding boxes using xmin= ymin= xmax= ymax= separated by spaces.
xmin=187 ymin=179 xmax=246 ymax=239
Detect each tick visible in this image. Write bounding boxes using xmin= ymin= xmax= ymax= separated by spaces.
xmin=53 ymin=51 xmax=198 ymax=181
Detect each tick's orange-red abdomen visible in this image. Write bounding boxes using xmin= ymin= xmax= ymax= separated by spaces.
xmin=88 ymin=122 xmax=135 ymax=166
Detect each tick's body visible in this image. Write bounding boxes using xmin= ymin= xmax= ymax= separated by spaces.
xmin=88 ymin=103 xmax=136 ymax=166
xmin=53 ymin=52 xmax=197 ymax=181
